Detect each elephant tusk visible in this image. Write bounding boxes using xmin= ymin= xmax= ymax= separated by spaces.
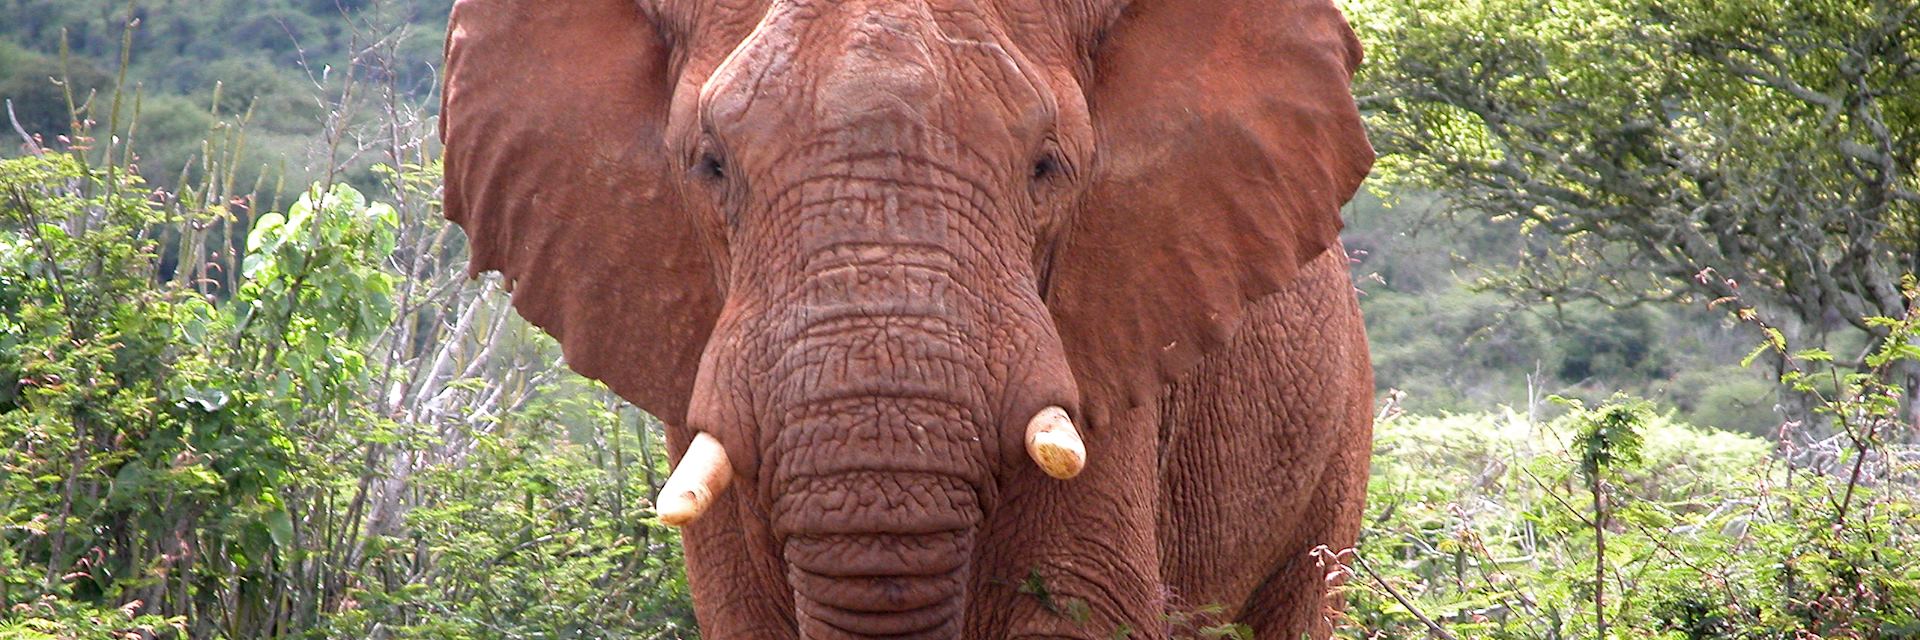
xmin=657 ymin=432 xmax=733 ymax=527
xmin=1025 ymin=406 xmax=1086 ymax=480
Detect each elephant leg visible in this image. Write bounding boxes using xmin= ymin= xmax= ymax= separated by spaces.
xmin=968 ymin=402 xmax=1172 ymax=639
xmin=1156 ymin=246 xmax=1374 ymax=640
xmin=1233 ymin=422 xmax=1371 ymax=639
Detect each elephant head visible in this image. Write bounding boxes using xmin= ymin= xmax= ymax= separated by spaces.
xmin=440 ymin=0 xmax=1371 ymax=636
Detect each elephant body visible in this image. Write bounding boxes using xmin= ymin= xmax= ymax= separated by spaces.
xmin=439 ymin=0 xmax=1375 ymax=637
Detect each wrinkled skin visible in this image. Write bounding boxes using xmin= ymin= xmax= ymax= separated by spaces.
xmin=439 ymin=0 xmax=1375 ymax=638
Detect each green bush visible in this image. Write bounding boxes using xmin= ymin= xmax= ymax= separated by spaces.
xmin=0 ymin=42 xmax=114 ymax=139
xmin=1345 ymin=396 xmax=1920 ymax=638
xmin=1663 ymin=366 xmax=1781 ymax=438
xmin=1363 ymin=288 xmax=1554 ymax=414
xmin=0 ymin=150 xmax=694 ymax=638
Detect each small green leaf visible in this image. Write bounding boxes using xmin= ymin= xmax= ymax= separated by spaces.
xmin=1792 ymin=348 xmax=1833 ymax=362
xmin=267 ymin=509 xmax=294 ymax=549
xmin=245 ymin=212 xmax=286 ymax=253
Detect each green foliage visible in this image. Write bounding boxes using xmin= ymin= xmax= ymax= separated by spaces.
xmin=1349 ymin=0 xmax=1920 ymax=427
xmin=1361 ymin=287 xmax=1555 ymax=410
xmin=1 ymin=151 xmax=248 ymax=635
xmin=1344 ymin=397 xmax=1920 ymax=638
xmin=1356 ymin=258 xmax=1732 ymax=420
xmin=1 ymin=0 xmax=453 ymax=201
xmin=1663 ymin=366 xmax=1780 ymax=438
xmin=1 ymin=7 xmax=699 ymax=633
xmin=324 ymin=409 xmax=696 ymax=639
xmin=0 ymin=597 xmax=185 ymax=639
xmin=235 ymin=182 xmax=398 ymax=393
xmin=0 ymin=148 xmax=693 ymax=637
xmin=2 ymin=0 xmax=451 ymax=95
xmin=0 ymin=41 xmax=114 ymax=138
xmin=1562 ymin=396 xmax=1649 ymax=483
xmin=1348 ymin=192 xmax=1759 ymax=423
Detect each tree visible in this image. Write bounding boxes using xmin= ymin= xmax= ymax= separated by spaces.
xmin=1350 ymin=0 xmax=1920 ymax=425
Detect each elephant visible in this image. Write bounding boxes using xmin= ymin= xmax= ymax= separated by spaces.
xmin=437 ymin=0 xmax=1375 ymax=637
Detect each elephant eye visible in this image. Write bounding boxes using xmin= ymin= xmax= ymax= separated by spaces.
xmin=696 ymin=152 xmax=727 ymax=181
xmin=1031 ymin=155 xmax=1060 ymax=180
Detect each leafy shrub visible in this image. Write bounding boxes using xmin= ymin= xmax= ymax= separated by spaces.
xmin=1344 ymin=389 xmax=1920 ymax=638
xmin=1363 ymin=288 xmax=1555 ymax=413
xmin=1664 ymin=366 xmax=1780 ymax=438
xmin=0 ymin=145 xmax=694 ymax=638
xmin=0 ymin=42 xmax=115 ymax=138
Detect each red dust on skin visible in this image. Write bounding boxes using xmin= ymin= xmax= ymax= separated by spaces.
xmin=439 ymin=0 xmax=1376 ymax=638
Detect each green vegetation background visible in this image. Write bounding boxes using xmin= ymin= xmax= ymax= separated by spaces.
xmin=1 ymin=1 xmax=1914 ymax=638
xmin=1 ymin=0 xmax=450 ymax=206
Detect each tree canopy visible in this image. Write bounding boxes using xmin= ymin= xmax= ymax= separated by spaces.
xmin=1352 ymin=0 xmax=1919 ymax=417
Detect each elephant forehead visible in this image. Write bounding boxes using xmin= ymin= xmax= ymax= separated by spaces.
xmin=691 ymin=0 xmax=1061 ymax=155
xmin=983 ymin=0 xmax=1125 ymax=64
xmin=655 ymin=0 xmax=1099 ymax=79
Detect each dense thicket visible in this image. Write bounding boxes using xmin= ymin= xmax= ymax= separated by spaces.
xmin=1355 ymin=399 xmax=1920 ymax=638
xmin=1 ymin=149 xmax=695 ymax=638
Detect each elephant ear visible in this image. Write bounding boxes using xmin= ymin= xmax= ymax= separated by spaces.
xmin=441 ymin=0 xmax=719 ymax=424
xmin=1048 ymin=0 xmax=1374 ymax=418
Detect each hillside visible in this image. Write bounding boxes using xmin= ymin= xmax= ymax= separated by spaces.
xmin=2 ymin=0 xmax=450 ymax=199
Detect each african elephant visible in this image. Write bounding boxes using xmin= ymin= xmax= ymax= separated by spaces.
xmin=438 ymin=0 xmax=1375 ymax=637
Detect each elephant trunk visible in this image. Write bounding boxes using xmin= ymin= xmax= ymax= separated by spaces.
xmin=772 ymin=398 xmax=985 ymax=639
xmin=783 ymin=496 xmax=975 ymax=638
xmin=765 ymin=289 xmax=993 ymax=638
xmin=728 ymin=154 xmax=1075 ymax=636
